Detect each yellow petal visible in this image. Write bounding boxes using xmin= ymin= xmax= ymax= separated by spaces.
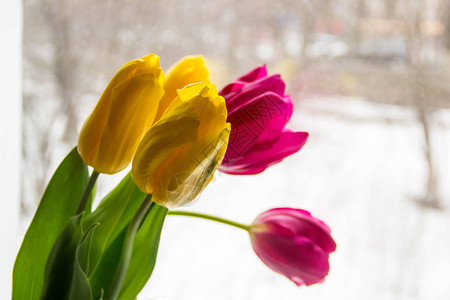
xmin=132 ymin=82 xmax=230 ymax=208
xmin=154 ymin=56 xmax=209 ymax=121
xmin=152 ymin=126 xmax=230 ymax=208
xmin=176 ymin=82 xmax=228 ymax=139
xmin=132 ymin=101 xmax=201 ymax=194
xmin=78 ymin=54 xmax=165 ymax=174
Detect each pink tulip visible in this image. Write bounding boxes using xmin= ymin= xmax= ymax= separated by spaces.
xmin=218 ymin=66 xmax=308 ymax=175
xmin=249 ymin=208 xmax=336 ymax=286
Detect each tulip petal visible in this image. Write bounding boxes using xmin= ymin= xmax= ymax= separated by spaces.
xmin=155 ymin=56 xmax=209 ymax=121
xmin=225 ymin=92 xmax=293 ymax=161
xmin=219 ymin=66 xmax=307 ymax=175
xmin=225 ymin=74 xmax=286 ymax=114
xmin=132 ymin=101 xmax=201 ymax=194
xmin=132 ymin=82 xmax=230 ymax=208
xmin=251 ymin=231 xmax=331 ymax=286
xmin=219 ymin=65 xmax=267 ymax=95
xmin=249 ymin=207 xmax=336 ymax=286
xmin=237 ymin=65 xmax=268 ymax=82
xmin=154 ymin=126 xmax=230 ymax=208
xmin=94 ymin=73 xmax=164 ymax=173
xmin=219 ymin=130 xmax=308 ymax=175
xmin=176 ymin=83 xmax=228 ymax=139
xmin=256 ymin=208 xmax=337 ymax=255
xmin=78 ymin=54 xmax=165 ymax=174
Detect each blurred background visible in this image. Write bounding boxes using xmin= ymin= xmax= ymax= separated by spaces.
xmin=2 ymin=0 xmax=450 ymax=299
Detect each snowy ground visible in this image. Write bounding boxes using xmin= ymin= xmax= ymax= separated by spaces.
xmin=139 ymin=97 xmax=450 ymax=300
xmin=6 ymin=97 xmax=449 ymax=299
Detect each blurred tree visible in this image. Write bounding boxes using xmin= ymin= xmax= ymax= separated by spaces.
xmin=405 ymin=0 xmax=441 ymax=208
xmin=440 ymin=0 xmax=450 ymax=50
xmin=22 ymin=0 xmax=447 ymax=213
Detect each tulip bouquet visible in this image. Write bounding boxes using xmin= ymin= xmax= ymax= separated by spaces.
xmin=12 ymin=54 xmax=336 ymax=300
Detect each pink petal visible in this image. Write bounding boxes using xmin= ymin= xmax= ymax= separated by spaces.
xmin=220 ymin=130 xmax=308 ymax=175
xmin=251 ymin=231 xmax=331 ymax=286
xmin=219 ymin=66 xmax=267 ymax=96
xmin=225 ymin=74 xmax=286 ymax=114
xmin=267 ymin=208 xmax=333 ymax=235
xmin=250 ymin=207 xmax=336 ymax=286
xmin=224 ymin=92 xmax=293 ymax=161
xmin=219 ymin=81 xmax=246 ymax=96
xmin=236 ymin=65 xmax=268 ymax=82
xmin=256 ymin=208 xmax=336 ymax=253
xmin=227 ymin=92 xmax=293 ymax=126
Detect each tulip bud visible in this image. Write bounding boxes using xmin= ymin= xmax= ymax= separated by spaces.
xmin=218 ymin=65 xmax=308 ymax=175
xmin=78 ymin=54 xmax=165 ymax=174
xmin=154 ymin=56 xmax=209 ymax=121
xmin=249 ymin=208 xmax=336 ymax=286
xmin=132 ymin=82 xmax=230 ymax=208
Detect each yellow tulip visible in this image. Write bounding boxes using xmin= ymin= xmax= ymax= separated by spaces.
xmin=132 ymin=82 xmax=230 ymax=208
xmin=154 ymin=56 xmax=209 ymax=121
xmin=78 ymin=54 xmax=165 ymax=174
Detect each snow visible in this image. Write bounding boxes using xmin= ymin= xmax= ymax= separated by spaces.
xmin=5 ymin=96 xmax=449 ymax=299
xmin=141 ymin=97 xmax=450 ymax=300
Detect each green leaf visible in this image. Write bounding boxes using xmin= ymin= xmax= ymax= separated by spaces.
xmin=40 ymin=214 xmax=84 ymax=299
xmin=41 ymin=215 xmax=98 ymax=300
xmin=77 ymin=223 xmax=99 ymax=275
xmin=97 ymin=289 xmax=104 ymax=300
xmin=68 ymin=223 xmax=99 ymax=300
xmin=118 ymin=204 xmax=167 ymax=300
xmin=88 ymin=203 xmax=167 ymax=299
xmin=12 ymin=147 xmax=89 ymax=300
xmin=82 ymin=173 xmax=146 ymax=275
xmin=89 ymin=228 xmax=127 ymax=297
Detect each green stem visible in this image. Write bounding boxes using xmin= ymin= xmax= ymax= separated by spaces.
xmin=168 ymin=210 xmax=250 ymax=231
xmin=108 ymin=194 xmax=154 ymax=300
xmin=75 ymin=170 xmax=99 ymax=215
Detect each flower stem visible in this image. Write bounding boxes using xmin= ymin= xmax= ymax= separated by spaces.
xmin=75 ymin=170 xmax=100 ymax=215
xmin=167 ymin=210 xmax=250 ymax=231
xmin=108 ymin=194 xmax=154 ymax=300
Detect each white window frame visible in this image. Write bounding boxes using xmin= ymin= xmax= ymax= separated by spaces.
xmin=0 ymin=1 xmax=22 ymax=298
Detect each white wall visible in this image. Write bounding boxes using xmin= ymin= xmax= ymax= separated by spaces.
xmin=0 ymin=1 xmax=22 ymax=298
